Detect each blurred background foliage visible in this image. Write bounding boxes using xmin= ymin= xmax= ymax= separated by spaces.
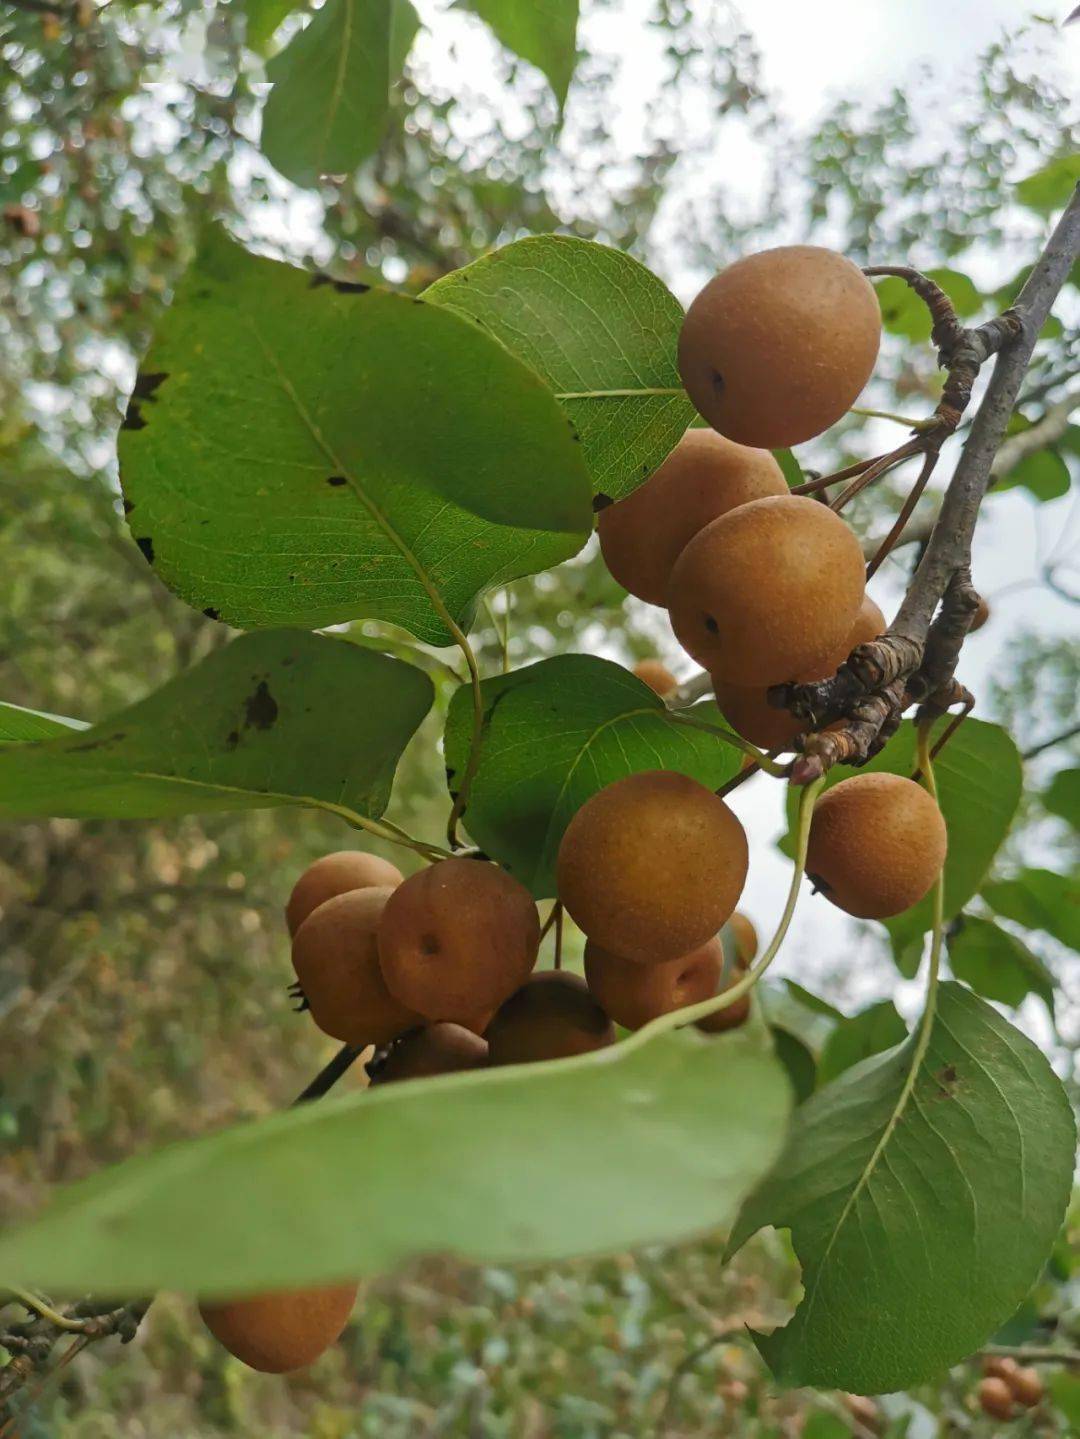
xmin=1 ymin=0 xmax=1078 ymax=1433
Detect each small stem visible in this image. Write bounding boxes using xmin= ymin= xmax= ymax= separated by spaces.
xmin=980 ymin=1345 xmax=1080 ymax=1367
xmin=315 ymin=801 xmax=450 ymax=864
xmin=293 ymin=1044 xmax=365 ymax=1103
xmin=829 ymin=438 xmax=924 ymax=514
xmin=850 ymin=406 xmax=928 ymax=427
xmin=553 ymin=902 xmax=564 ymax=970
xmin=791 ymin=454 xmax=878 ymax=496
xmin=553 ymin=386 xmax=685 ymax=401
xmin=1022 ymin=719 xmax=1080 ymax=761
xmin=666 ymin=710 xmax=788 ymax=776
xmin=2 ymin=1288 xmax=89 ymax=1333
xmin=717 ymin=760 xmax=763 ymax=798
xmin=538 ymin=899 xmax=561 ymax=945
xmin=446 ymin=625 xmax=485 ymax=849
xmin=866 ymin=449 xmax=938 ymax=580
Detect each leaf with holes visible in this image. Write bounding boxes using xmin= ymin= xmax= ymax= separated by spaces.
xmin=443 ymin=655 xmax=741 ymax=896
xmin=0 ymin=1022 xmax=790 ymax=1295
xmin=728 ymin=983 xmax=1075 ymax=1393
xmin=0 ymin=631 xmax=432 ymax=820
xmin=426 ymin=236 xmax=694 ymax=504
xmin=459 ymin=0 xmax=579 ymax=108
xmin=948 ymin=914 xmax=1055 ymax=1013
xmin=0 ymin=702 xmax=86 ymax=744
xmin=117 ymin=235 xmax=592 ymax=645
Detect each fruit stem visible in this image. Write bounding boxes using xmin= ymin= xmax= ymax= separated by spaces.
xmin=1 ymin=1288 xmax=91 ymax=1333
xmin=552 ymin=386 xmax=686 ymax=401
xmin=294 ymin=1044 xmax=366 ymax=1103
xmin=666 ymin=711 xmax=789 ymax=777
xmin=314 ymin=802 xmax=451 ymax=864
xmin=850 ymin=405 xmax=931 ymax=428
xmin=446 ymin=625 xmax=485 ymax=849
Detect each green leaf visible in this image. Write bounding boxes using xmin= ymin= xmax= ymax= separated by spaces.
xmin=0 ymin=631 xmax=432 ymax=821
xmin=728 ymin=983 xmax=1075 ymax=1394
xmin=874 ymin=267 xmax=982 ymax=340
xmin=0 ymin=1024 xmax=790 ymax=1296
xmin=995 ymin=446 xmax=1071 ymax=501
xmin=785 ymin=720 xmax=1023 ymax=976
xmin=118 ymin=236 xmax=592 ymax=646
xmin=425 ymin=236 xmax=694 ymax=504
xmin=242 ymin=0 xmax=302 ymax=53
xmin=983 ymin=869 xmax=1080 ymax=953
xmin=458 ymin=0 xmax=579 ymax=108
xmin=1043 ymin=767 xmax=1080 ymax=831
xmin=1050 ymin=1371 xmax=1080 ymax=1430
xmin=760 ymin=981 xmax=841 ymax=1100
xmin=816 ymin=1001 xmax=907 ymax=1088
xmin=1016 ymin=154 xmax=1080 ymax=213
xmin=389 ymin=0 xmax=420 ymax=72
xmin=443 ymin=656 xmax=742 ymax=896
xmin=948 ymin=914 xmax=1055 ymax=1013
xmin=773 ymin=449 xmax=804 ymax=489
xmin=261 ymin=0 xmax=410 ymax=187
xmin=0 ymin=702 xmax=87 ymax=743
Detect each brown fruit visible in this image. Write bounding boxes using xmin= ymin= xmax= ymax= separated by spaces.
xmin=632 ymin=659 xmax=679 ymax=696
xmin=806 ymin=773 xmax=947 ymax=919
xmin=286 ymin=851 xmax=404 ymax=936
xmin=667 ymin=495 xmax=865 ymax=682
xmin=978 ymin=1376 xmax=1015 ymax=1421
xmin=486 ymin=972 xmax=615 ymax=1065
xmin=378 ymin=858 xmax=540 ymax=1024
xmin=1006 ymin=1366 xmax=1043 ymax=1408
xmin=584 ymin=936 xmax=723 ymax=1030
xmin=971 ymin=594 xmax=990 ymax=632
xmin=200 ymin=1283 xmax=357 ymax=1373
xmin=983 ymin=1355 xmax=1020 ymax=1381
xmin=371 ymin=1022 xmax=489 ymax=1085
xmin=292 ymin=888 xmax=417 ymax=1045
xmin=712 ymin=594 xmax=886 ymax=750
xmin=556 ymin=771 xmax=748 ymax=964
xmin=726 ymin=912 xmax=758 ymax=965
xmin=598 ymin=428 xmax=787 ymax=606
xmin=678 ymin=245 xmax=881 ymax=447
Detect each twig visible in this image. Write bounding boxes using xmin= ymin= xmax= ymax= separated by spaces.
xmin=980 ymin=1344 xmax=1080 ymax=1366
xmin=1022 ymin=719 xmax=1080 ymax=761
xmin=293 ymin=1044 xmax=365 ymax=1102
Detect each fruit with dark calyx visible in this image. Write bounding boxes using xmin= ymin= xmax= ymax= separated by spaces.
xmin=598 ymin=428 xmax=787 ymax=606
xmin=200 ymin=1283 xmax=357 ymax=1373
xmin=370 ymin=1023 xmax=489 ymax=1085
xmin=1006 ymin=1366 xmax=1043 ymax=1408
xmin=556 ymin=770 xmax=748 ymax=964
xmin=978 ymin=1376 xmax=1015 ymax=1421
xmin=486 ymin=972 xmax=615 ymax=1065
xmin=806 ymin=773 xmax=947 ymax=919
xmin=632 ymin=659 xmax=679 ymax=696
xmin=712 ymin=594 xmax=886 ymax=749
xmin=292 ymin=887 xmax=417 ymax=1045
xmin=667 ymin=495 xmax=865 ymax=682
xmin=378 ymin=857 xmax=540 ymax=1024
xmin=286 ymin=851 xmax=404 ymax=936
xmin=678 ymin=245 xmax=881 ymax=448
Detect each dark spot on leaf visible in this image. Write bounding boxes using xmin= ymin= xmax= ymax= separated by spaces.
xmin=592 ymin=493 xmax=614 ymax=512
xmin=122 ymin=400 xmax=147 ymax=431
xmin=135 ymin=536 xmax=155 ymax=565
xmin=69 ymin=731 xmax=126 ymax=753
xmin=203 ymin=607 xmax=221 ymax=621
xmin=932 ymin=1063 xmax=960 ymax=1099
xmin=133 ymin=370 xmax=168 ymax=400
xmin=445 ymin=766 xmax=457 ymax=782
xmin=310 ymin=272 xmax=370 ymax=294
xmin=225 ymin=729 xmax=240 ymax=750
xmin=703 ymin=614 xmax=719 ymax=634
xmin=243 ymin=680 xmax=278 ymax=731
xmin=122 ymin=498 xmax=134 ymax=515
xmin=327 ymin=475 xmax=347 ymax=487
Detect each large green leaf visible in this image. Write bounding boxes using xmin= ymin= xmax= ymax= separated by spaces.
xmin=118 ymin=236 xmax=592 ymax=646
xmin=786 ymin=720 xmax=1023 ymax=976
xmin=948 ymin=914 xmax=1055 ymax=1013
xmin=443 ymin=655 xmax=742 ymax=896
xmin=0 ymin=631 xmax=432 ymax=821
xmin=0 ymin=702 xmax=86 ymax=743
xmin=1016 ymin=154 xmax=1080 ymax=213
xmin=1043 ymin=767 xmax=1080 ymax=831
xmin=458 ymin=0 xmax=579 ymax=108
xmin=816 ymin=1000 xmax=907 ymax=1088
xmin=983 ymin=869 xmax=1080 ymax=953
xmin=995 ymin=446 xmax=1071 ymax=502
xmin=425 ymin=236 xmax=694 ymax=504
xmin=0 ymin=1024 xmax=790 ymax=1295
xmin=728 ymin=983 xmax=1075 ymax=1394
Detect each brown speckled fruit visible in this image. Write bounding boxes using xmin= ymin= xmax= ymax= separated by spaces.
xmin=200 ymin=1283 xmax=357 ymax=1373
xmin=971 ymin=594 xmax=990 ymax=632
xmin=983 ymin=1356 xmax=1020 ymax=1381
xmin=598 ymin=428 xmax=787 ymax=605
xmin=713 ymin=594 xmax=886 ymax=750
xmin=668 ymin=495 xmax=865 ymax=682
xmin=286 ymin=851 xmax=404 ymax=936
xmin=292 ymin=887 xmax=417 ymax=1045
xmin=371 ymin=1022 xmax=489 ymax=1085
xmin=584 ymin=936 xmax=723 ymax=1030
xmin=807 ymin=773 xmax=947 ymax=919
xmin=486 ymin=972 xmax=615 ymax=1065
xmin=377 ymin=858 xmax=539 ymax=1024
xmin=978 ymin=1376 xmax=1016 ymax=1422
xmin=632 ymin=658 xmax=679 ymax=696
xmin=556 ymin=771 xmax=748 ymax=964
xmin=1006 ymin=1367 xmax=1044 ymax=1409
xmin=678 ymin=246 xmax=881 ymax=447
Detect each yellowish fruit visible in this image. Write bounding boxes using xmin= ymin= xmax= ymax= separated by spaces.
xmin=978 ymin=1376 xmax=1015 ymax=1422
xmin=971 ymin=594 xmax=990 ymax=632
xmin=678 ymin=245 xmax=881 ymax=447
xmin=292 ymin=887 xmax=417 ymax=1046
xmin=1006 ymin=1367 xmax=1044 ymax=1409
xmin=598 ymin=428 xmax=787 ymax=605
xmin=200 ymin=1283 xmax=357 ymax=1373
xmin=668 ymin=494 xmax=865 ymax=682
xmin=485 ymin=971 xmax=615 ymax=1064
xmin=726 ymin=912 xmax=758 ymax=965
xmin=807 ymin=773 xmax=947 ymax=919
xmin=371 ymin=1022 xmax=489 ymax=1085
xmin=632 ymin=658 xmax=679 ymax=696
xmin=584 ymin=936 xmax=722 ymax=1030
xmin=556 ymin=770 xmax=748 ymax=964
xmin=286 ymin=851 xmax=404 ymax=936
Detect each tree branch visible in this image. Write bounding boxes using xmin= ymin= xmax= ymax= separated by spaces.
xmin=990 ymin=385 xmax=1079 ymax=482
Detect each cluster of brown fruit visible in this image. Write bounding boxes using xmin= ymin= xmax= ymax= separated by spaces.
xmin=977 ymin=1356 xmax=1044 ymax=1420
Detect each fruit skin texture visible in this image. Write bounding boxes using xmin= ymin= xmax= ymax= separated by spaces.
xmin=1006 ymin=1367 xmax=1043 ymax=1408
xmin=286 ymin=851 xmax=404 ymax=936
xmin=556 ymin=770 xmax=748 ymax=964
xmin=378 ymin=858 xmax=540 ymax=1024
xmin=199 ymin=1283 xmax=357 ymax=1373
xmin=597 ymin=428 xmax=787 ymax=606
xmin=371 ymin=1022 xmax=489 ymax=1085
xmin=726 ymin=912 xmax=758 ymax=965
xmin=806 ymin=773 xmax=947 ymax=920
xmin=983 ymin=1356 xmax=1020 ymax=1382
xmin=677 ymin=245 xmax=881 ymax=448
xmin=485 ymin=972 xmax=615 ymax=1065
xmin=584 ymin=936 xmax=723 ymax=1030
xmin=713 ymin=594 xmax=886 ymax=750
xmin=667 ymin=495 xmax=865 ymax=683
xmin=632 ymin=658 xmax=679 ymax=696
xmin=978 ymin=1376 xmax=1015 ymax=1421
xmin=292 ymin=887 xmax=417 ymax=1045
